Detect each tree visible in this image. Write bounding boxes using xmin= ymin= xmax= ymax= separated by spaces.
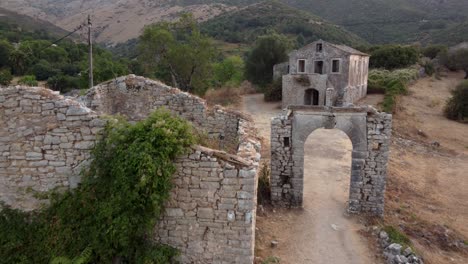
xmin=245 ymin=32 xmax=290 ymax=87
xmin=0 ymin=40 xmax=13 ymax=68
xmin=139 ymin=14 xmax=216 ymax=94
xmin=445 ymin=80 xmax=468 ymax=121
xmin=9 ymin=48 xmax=30 ymax=75
xmin=442 ymin=48 xmax=468 ymax=79
xmin=212 ymin=56 xmax=244 ymax=87
xmin=369 ymin=45 xmax=419 ymax=69
xmin=0 ymin=69 xmax=13 ymax=86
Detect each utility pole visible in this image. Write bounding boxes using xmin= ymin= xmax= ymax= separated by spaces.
xmin=88 ymin=14 xmax=94 ymax=89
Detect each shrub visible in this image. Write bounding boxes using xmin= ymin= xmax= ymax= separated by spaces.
xmin=0 ymin=110 xmax=194 ymax=263
xmin=422 ymin=45 xmax=447 ymax=59
xmin=0 ymin=68 xmax=13 ymax=86
xmin=422 ymin=61 xmax=435 ymax=76
xmin=264 ymin=79 xmax=282 ymax=102
xmin=204 ymin=85 xmax=242 ymax=106
xmin=370 ymin=45 xmax=419 ymax=70
xmin=31 ymin=60 xmax=60 ymax=81
xmin=18 ymin=75 xmax=38 ymax=86
xmin=47 ymin=75 xmax=84 ymax=93
xmin=445 ymin=81 xmax=468 ymax=122
xmin=257 ymin=162 xmax=271 ymax=205
xmin=368 ymin=68 xmax=418 ymax=112
xmin=383 ymin=226 xmax=412 ymax=249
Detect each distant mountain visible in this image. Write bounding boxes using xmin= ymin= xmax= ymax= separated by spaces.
xmin=0 ymin=7 xmax=72 ymax=38
xmin=280 ymin=0 xmax=468 ymax=44
xmin=0 ymin=0 xmax=237 ymax=44
xmin=201 ymin=1 xmax=367 ymax=47
xmin=0 ymin=0 xmax=467 ymax=45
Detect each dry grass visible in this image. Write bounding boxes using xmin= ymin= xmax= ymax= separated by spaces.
xmin=204 ymin=81 xmax=256 ymax=107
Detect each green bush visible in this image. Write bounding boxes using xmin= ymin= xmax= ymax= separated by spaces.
xmin=370 ymin=45 xmax=419 ymax=70
xmin=0 ymin=69 xmax=13 ymax=86
xmin=368 ymin=68 xmax=418 ymax=112
xmin=383 ymin=226 xmax=412 ymax=249
xmin=18 ymin=75 xmax=38 ymax=86
xmin=257 ymin=162 xmax=271 ymax=205
xmin=445 ymin=81 xmax=468 ymax=122
xmin=264 ymin=79 xmax=282 ymax=102
xmin=47 ymin=75 xmax=84 ymax=93
xmin=31 ymin=60 xmax=59 ymax=81
xmin=422 ymin=45 xmax=447 ymax=59
xmin=423 ymin=61 xmax=435 ymax=76
xmin=0 ymin=110 xmax=195 ymax=263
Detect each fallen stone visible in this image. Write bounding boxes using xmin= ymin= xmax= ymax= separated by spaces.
xmin=271 ymin=240 xmax=278 ymax=248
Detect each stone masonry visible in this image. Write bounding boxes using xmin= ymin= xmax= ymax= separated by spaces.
xmin=270 ymin=105 xmax=391 ymax=216
xmin=0 ymin=75 xmax=261 ymax=263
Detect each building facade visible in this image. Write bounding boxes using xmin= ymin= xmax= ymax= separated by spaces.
xmin=274 ymin=40 xmax=370 ymax=108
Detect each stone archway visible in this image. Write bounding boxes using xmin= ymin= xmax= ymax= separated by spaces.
xmin=270 ymin=106 xmax=392 ymax=216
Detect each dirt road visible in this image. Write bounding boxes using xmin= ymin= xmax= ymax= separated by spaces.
xmin=241 ymin=94 xmax=375 ymax=264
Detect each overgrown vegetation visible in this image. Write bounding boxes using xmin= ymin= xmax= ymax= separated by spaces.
xmin=368 ymin=45 xmax=419 ymax=70
xmin=444 ymin=80 xmax=468 ymax=122
xmin=139 ymin=14 xmax=216 ymax=94
xmin=245 ymin=32 xmax=290 ymax=87
xmin=257 ymin=162 xmax=271 ymax=205
xmin=0 ymin=110 xmax=195 ymax=263
xmin=368 ymin=68 xmax=419 ymax=112
xmin=383 ymin=225 xmax=412 ymax=249
xmin=0 ymin=20 xmax=129 ymax=92
xmin=264 ymin=79 xmax=283 ymax=102
xmin=201 ymin=1 xmax=367 ymax=47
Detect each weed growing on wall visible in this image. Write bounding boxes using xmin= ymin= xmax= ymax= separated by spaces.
xmin=0 ymin=109 xmax=195 ymax=263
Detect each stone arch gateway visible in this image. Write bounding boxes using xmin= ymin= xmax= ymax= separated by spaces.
xmin=270 ymin=106 xmax=392 ymax=216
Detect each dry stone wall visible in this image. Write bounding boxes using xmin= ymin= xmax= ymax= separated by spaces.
xmin=0 ymin=76 xmax=261 ymax=263
xmin=0 ymin=86 xmax=104 ymax=210
xmin=81 ymin=75 xmax=242 ymax=142
xmin=270 ymin=106 xmax=391 ymax=216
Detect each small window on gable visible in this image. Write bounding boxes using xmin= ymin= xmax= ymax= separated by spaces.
xmin=298 ymin=59 xmax=306 ymax=73
xmin=316 ymin=43 xmax=323 ymax=52
xmin=332 ymin=59 xmax=340 ymax=73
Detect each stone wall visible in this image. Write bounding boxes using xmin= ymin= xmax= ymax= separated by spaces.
xmin=282 ymin=74 xmax=329 ymax=108
xmin=0 ymin=86 xmax=104 ymax=210
xmin=0 ymin=76 xmax=261 ymax=263
xmin=270 ymin=106 xmax=391 ymax=216
xmin=81 ymin=75 xmax=242 ymax=142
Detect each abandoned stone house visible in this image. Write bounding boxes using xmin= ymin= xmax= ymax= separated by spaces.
xmin=274 ymin=40 xmax=370 ymax=108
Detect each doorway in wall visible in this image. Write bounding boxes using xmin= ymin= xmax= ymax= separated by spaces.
xmin=304 ymin=89 xmax=319 ymax=105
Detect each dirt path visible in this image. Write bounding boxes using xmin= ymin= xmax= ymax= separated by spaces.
xmin=241 ymin=94 xmax=375 ymax=264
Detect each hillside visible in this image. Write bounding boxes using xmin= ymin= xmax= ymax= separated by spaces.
xmin=0 ymin=7 xmax=72 ymax=39
xmin=201 ymin=1 xmax=367 ymax=47
xmin=0 ymin=0 xmax=237 ymax=44
xmin=0 ymin=0 xmax=467 ymax=45
xmin=281 ymin=0 xmax=468 ymax=44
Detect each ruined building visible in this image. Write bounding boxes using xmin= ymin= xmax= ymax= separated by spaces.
xmin=274 ymin=40 xmax=370 ymax=108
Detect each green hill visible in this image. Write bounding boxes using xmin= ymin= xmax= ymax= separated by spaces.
xmin=280 ymin=0 xmax=468 ymax=44
xmin=200 ymin=1 xmax=368 ymax=47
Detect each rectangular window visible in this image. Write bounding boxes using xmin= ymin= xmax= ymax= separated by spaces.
xmin=332 ymin=59 xmax=340 ymax=73
xmin=314 ymin=61 xmax=324 ymax=74
xmin=298 ymin=59 xmax=306 ymax=73
xmin=283 ymin=137 xmax=290 ymax=147
xmin=316 ymin=43 xmax=323 ymax=52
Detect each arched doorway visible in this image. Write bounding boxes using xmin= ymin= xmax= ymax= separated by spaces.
xmin=304 ymin=89 xmax=319 ymax=105
xmin=303 ymin=128 xmax=352 ymax=212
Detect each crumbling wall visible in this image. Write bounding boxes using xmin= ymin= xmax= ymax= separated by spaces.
xmin=270 ymin=106 xmax=391 ymax=216
xmin=0 ymin=86 xmax=104 ymax=210
xmin=81 ymin=75 xmax=242 ymax=141
xmin=1 ymin=77 xmax=261 ymax=263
